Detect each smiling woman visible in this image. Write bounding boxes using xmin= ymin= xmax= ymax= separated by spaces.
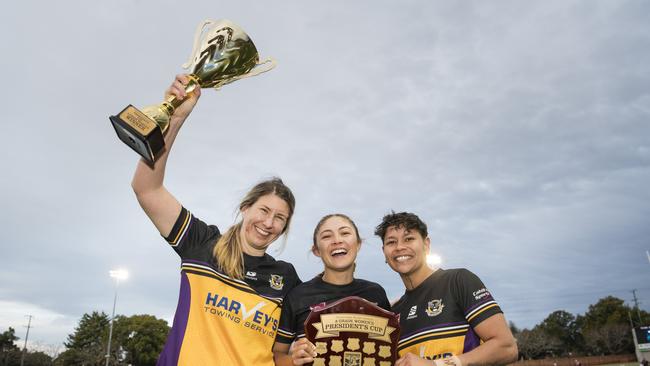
xmin=213 ymin=180 xmax=295 ymax=280
xmin=272 ymin=214 xmax=391 ymax=366
xmin=130 ymin=74 xmax=301 ymax=366
xmin=375 ymin=212 xmax=518 ymax=366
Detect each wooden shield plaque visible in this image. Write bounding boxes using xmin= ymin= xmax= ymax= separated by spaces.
xmin=304 ymin=296 xmax=400 ymax=366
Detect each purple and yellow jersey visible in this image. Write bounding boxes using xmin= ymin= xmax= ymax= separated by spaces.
xmin=391 ymin=269 xmax=502 ymax=361
xmin=157 ymin=207 xmax=300 ymax=366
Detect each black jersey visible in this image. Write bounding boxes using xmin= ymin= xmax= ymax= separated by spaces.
xmin=275 ymin=276 xmax=391 ymax=344
xmin=392 ymin=268 xmax=502 ymax=361
xmin=157 ymin=207 xmax=301 ymax=365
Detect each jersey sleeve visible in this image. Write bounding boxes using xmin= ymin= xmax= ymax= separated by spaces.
xmin=373 ymin=284 xmax=392 ymax=312
xmin=452 ymin=268 xmax=503 ymax=329
xmin=275 ymin=291 xmax=298 ymax=344
xmin=286 ymin=264 xmax=302 ymax=291
xmin=163 ymin=207 xmax=221 ymax=260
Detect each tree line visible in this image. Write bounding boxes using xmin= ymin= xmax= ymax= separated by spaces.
xmin=512 ymin=295 xmax=650 ymax=359
xmin=1 ymin=312 xmax=169 ymax=366
xmin=2 ymin=295 xmax=648 ymax=365
xmin=1 ymin=327 xmax=51 ymax=366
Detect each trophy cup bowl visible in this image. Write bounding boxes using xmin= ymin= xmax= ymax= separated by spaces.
xmin=109 ymin=19 xmax=275 ymax=163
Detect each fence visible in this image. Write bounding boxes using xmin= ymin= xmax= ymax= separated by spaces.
xmin=509 ymin=354 xmax=637 ymax=366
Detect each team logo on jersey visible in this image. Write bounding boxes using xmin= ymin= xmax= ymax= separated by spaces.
xmin=425 ymin=299 xmax=444 ymax=317
xmin=269 ymin=274 xmax=284 ymax=290
xmin=407 ymin=305 xmax=418 ymax=320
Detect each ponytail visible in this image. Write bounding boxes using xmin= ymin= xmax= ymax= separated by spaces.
xmin=213 ymin=222 xmax=245 ymax=279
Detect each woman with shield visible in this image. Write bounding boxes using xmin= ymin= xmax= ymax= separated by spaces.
xmin=273 ymin=213 xmax=391 ymax=366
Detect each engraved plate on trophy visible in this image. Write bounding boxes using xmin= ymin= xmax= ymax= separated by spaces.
xmin=109 ymin=19 xmax=276 ymax=163
xmin=305 ymin=296 xmax=400 ymax=366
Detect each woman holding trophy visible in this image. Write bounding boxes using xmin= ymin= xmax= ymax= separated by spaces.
xmin=132 ymin=74 xmax=301 ymax=365
xmin=272 ymin=214 xmax=391 ymax=366
xmin=122 ymin=20 xmax=302 ymax=365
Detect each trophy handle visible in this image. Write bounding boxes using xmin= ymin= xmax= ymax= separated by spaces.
xmin=181 ymin=19 xmax=215 ymax=70
xmin=237 ymin=57 xmax=277 ymax=79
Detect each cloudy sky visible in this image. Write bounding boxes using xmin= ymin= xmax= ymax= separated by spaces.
xmin=2 ymin=0 xmax=649 ymax=350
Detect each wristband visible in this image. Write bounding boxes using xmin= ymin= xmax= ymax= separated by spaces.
xmin=434 ymin=355 xmax=463 ymax=366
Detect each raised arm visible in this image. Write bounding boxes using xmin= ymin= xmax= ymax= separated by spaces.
xmin=131 ymin=74 xmax=201 ymax=237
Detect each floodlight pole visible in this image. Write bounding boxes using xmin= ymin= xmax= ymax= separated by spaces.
xmin=19 ymin=315 xmax=32 ymax=366
xmin=632 ymin=289 xmax=643 ymax=324
xmin=105 ymin=270 xmax=127 ymax=366
xmin=105 ymin=277 xmax=119 ymax=366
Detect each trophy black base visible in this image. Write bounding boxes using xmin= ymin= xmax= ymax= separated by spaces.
xmin=110 ymin=105 xmax=164 ymax=164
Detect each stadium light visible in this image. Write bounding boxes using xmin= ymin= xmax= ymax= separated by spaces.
xmin=105 ymin=269 xmax=128 ymax=366
xmin=109 ymin=269 xmax=129 ymax=281
xmin=426 ymin=253 xmax=442 ymax=269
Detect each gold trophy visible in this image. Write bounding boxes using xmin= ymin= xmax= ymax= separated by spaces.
xmin=110 ymin=19 xmax=275 ymax=163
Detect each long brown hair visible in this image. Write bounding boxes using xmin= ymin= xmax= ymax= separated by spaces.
xmin=213 ymin=177 xmax=295 ymax=279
